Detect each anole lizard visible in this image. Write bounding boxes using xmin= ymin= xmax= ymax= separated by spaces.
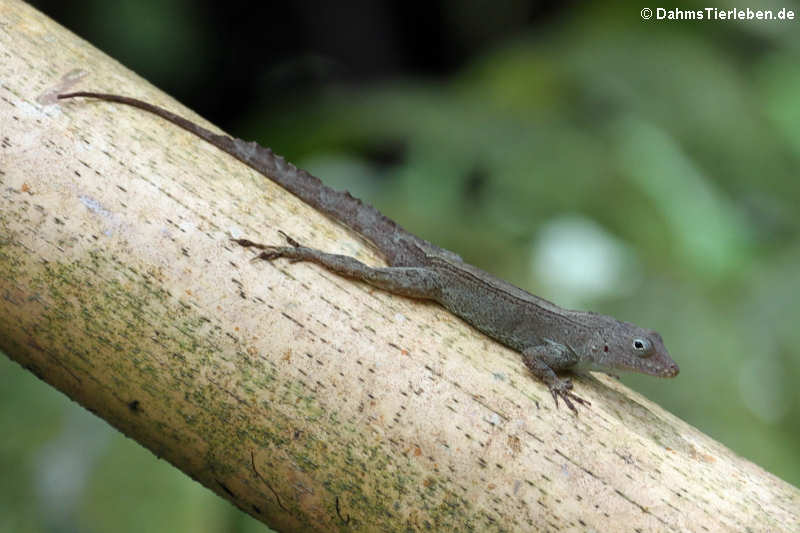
xmin=57 ymin=91 xmax=679 ymax=412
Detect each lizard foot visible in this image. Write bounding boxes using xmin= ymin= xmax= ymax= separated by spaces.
xmin=231 ymin=230 xmax=300 ymax=262
xmin=232 ymin=239 xmax=285 ymax=260
xmin=549 ymin=379 xmax=591 ymax=414
xmin=232 ymin=231 xmax=303 ymax=261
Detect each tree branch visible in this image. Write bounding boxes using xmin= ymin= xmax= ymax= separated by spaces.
xmin=1 ymin=1 xmax=798 ymax=531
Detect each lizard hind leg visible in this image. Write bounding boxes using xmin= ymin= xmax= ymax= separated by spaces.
xmin=234 ymin=232 xmax=442 ymax=300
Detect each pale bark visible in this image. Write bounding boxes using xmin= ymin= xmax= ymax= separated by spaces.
xmin=1 ymin=2 xmax=798 ymax=531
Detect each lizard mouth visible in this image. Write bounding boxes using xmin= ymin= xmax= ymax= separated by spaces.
xmin=661 ymin=362 xmax=680 ymax=378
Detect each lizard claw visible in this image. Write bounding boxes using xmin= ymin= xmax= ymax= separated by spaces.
xmin=231 ymin=237 xmax=263 ymax=249
xmin=549 ymin=379 xmax=591 ymax=414
xmin=277 ymin=230 xmax=301 ymax=248
xmin=232 ymin=237 xmax=297 ymax=262
xmin=232 ymin=230 xmax=300 ymax=249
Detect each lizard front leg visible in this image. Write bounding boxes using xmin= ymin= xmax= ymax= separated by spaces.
xmin=522 ymin=341 xmax=590 ymax=413
xmin=234 ymin=233 xmax=442 ymax=299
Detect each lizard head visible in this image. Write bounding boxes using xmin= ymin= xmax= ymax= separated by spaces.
xmin=586 ymin=320 xmax=679 ymax=378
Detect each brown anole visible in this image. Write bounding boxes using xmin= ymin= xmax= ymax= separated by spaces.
xmin=57 ymin=91 xmax=679 ymax=412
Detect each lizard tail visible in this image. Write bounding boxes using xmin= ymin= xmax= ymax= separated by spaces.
xmin=58 ymin=91 xmax=419 ymax=265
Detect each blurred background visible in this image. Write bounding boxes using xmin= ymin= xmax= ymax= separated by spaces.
xmin=4 ymin=0 xmax=800 ymax=531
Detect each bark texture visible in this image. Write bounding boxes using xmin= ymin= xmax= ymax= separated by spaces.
xmin=1 ymin=1 xmax=798 ymax=531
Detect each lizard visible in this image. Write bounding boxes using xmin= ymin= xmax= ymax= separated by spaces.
xmin=57 ymin=91 xmax=680 ymax=412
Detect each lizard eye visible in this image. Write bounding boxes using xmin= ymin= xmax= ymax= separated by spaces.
xmin=632 ymin=338 xmax=653 ymax=357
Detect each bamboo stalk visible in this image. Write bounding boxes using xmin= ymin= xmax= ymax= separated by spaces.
xmin=1 ymin=1 xmax=798 ymax=531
